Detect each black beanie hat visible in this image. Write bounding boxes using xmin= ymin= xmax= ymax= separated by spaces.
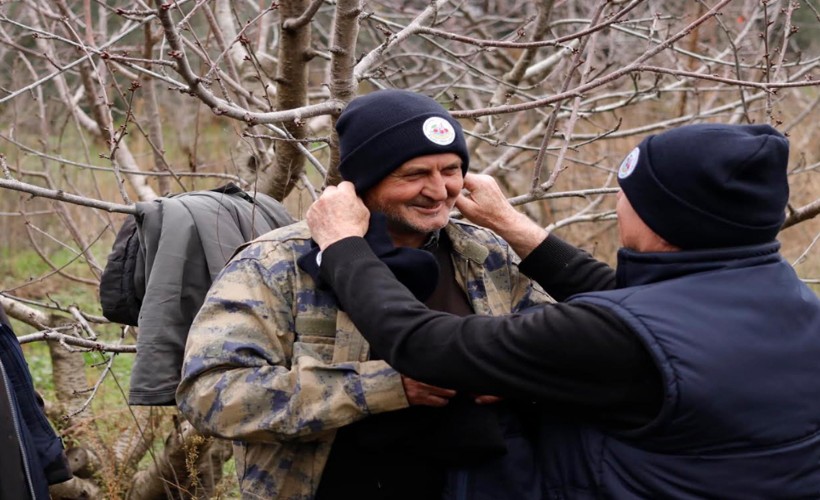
xmin=336 ymin=89 xmax=470 ymax=194
xmin=617 ymin=123 xmax=789 ymax=249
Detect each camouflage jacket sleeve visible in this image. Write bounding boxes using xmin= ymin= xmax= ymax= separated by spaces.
xmin=176 ymin=247 xmax=409 ymax=443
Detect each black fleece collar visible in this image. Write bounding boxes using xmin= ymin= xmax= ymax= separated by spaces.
xmin=297 ymin=212 xmax=440 ymax=305
xmin=615 ymin=241 xmax=782 ymax=288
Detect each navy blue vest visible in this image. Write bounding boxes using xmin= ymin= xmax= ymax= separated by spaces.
xmin=540 ymin=242 xmax=820 ymax=499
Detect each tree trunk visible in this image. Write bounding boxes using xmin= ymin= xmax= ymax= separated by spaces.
xmin=128 ymin=417 xmax=233 ymax=500
xmin=264 ymin=0 xmax=311 ymax=200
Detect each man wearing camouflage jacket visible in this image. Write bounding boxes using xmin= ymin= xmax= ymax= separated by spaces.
xmin=177 ymin=90 xmax=549 ymax=499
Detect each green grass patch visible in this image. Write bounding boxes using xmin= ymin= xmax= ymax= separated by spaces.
xmin=21 ymin=341 xmax=55 ymax=400
xmin=0 ymin=247 xmax=57 ymax=282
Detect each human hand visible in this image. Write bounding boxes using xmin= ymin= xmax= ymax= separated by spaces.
xmin=455 ymin=173 xmax=524 ymax=232
xmin=401 ymin=375 xmax=456 ymax=407
xmin=306 ymin=181 xmax=370 ymax=250
xmin=456 ymin=174 xmax=547 ymax=258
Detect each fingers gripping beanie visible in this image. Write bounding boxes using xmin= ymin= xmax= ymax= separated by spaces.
xmin=617 ymin=123 xmax=789 ymax=249
xmin=336 ymin=89 xmax=470 ymax=194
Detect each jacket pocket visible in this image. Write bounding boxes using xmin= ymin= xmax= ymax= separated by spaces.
xmin=294 ymin=316 xmax=336 ymax=364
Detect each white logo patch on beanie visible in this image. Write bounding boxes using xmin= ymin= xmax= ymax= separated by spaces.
xmin=618 ymin=147 xmax=640 ymax=179
xmin=422 ymin=117 xmax=456 ymax=145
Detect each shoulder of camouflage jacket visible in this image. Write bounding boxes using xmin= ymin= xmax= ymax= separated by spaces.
xmin=444 ymin=219 xmax=521 ymax=270
xmin=227 ymin=220 xmax=313 ymax=265
xmin=218 ymin=219 xmax=341 ymax=319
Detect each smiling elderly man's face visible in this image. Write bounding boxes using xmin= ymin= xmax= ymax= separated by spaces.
xmin=363 ymin=152 xmax=463 ymax=248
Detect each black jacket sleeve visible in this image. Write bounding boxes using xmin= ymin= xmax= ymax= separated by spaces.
xmin=519 ymin=234 xmax=616 ymax=300
xmin=320 ymin=236 xmax=661 ymax=429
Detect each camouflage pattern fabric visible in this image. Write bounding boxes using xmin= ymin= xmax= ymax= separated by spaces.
xmin=176 ymin=220 xmax=551 ymax=499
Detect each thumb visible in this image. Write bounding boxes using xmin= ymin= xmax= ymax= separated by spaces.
xmin=461 ymin=173 xmax=479 ymax=190
xmin=455 ymin=190 xmax=477 ymax=210
xmin=338 ymin=180 xmax=357 ymax=195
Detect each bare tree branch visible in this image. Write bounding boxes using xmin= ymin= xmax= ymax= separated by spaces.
xmin=0 ymin=1 xmax=817 ymax=497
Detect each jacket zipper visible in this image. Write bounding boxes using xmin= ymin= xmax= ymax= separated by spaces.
xmin=0 ymin=360 xmax=36 ymax=499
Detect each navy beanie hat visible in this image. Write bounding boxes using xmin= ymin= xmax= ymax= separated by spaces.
xmin=617 ymin=123 xmax=789 ymax=249
xmin=336 ymin=89 xmax=470 ymax=194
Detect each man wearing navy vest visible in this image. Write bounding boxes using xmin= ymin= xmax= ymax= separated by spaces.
xmin=306 ymin=123 xmax=820 ymax=498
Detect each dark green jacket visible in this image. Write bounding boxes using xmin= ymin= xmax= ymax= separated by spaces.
xmin=128 ymin=186 xmax=293 ymax=405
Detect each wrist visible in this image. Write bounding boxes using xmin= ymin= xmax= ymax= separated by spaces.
xmin=479 ymin=207 xmax=524 ymax=234
xmin=499 ymin=212 xmax=548 ymax=259
xmin=315 ymin=231 xmax=359 ymax=251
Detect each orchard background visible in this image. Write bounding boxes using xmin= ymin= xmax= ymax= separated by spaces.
xmin=0 ymin=1 xmax=818 ymax=498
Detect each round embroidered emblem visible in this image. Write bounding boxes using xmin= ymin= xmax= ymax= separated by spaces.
xmin=618 ymin=147 xmax=640 ymax=179
xmin=422 ymin=117 xmax=456 ymax=145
